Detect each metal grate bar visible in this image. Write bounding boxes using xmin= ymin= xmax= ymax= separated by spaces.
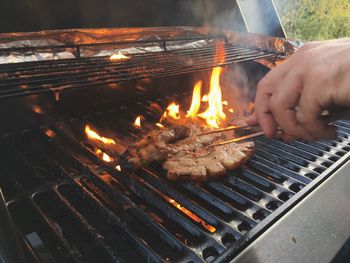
xmin=0 ymin=43 xmax=280 ymax=99
xmin=2 ymin=109 xmax=350 ymax=262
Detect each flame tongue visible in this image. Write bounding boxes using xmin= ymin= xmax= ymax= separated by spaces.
xmin=134 ymin=116 xmax=142 ymax=128
xmin=186 ymin=80 xmax=202 ymax=119
xmin=197 ymin=66 xmax=226 ymax=128
xmin=95 ymin=149 xmax=113 ymax=162
xmin=185 ymin=42 xmax=227 ymax=128
xmin=110 ymin=53 xmax=130 ymax=61
xmin=85 ymin=125 xmax=116 ymax=145
xmin=166 ymin=102 xmax=180 ymax=120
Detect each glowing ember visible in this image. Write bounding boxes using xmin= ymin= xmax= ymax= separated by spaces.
xmin=44 ymin=129 xmax=56 ymax=138
xmin=110 ymin=53 xmax=130 ymax=61
xmin=201 ymin=95 xmax=208 ymax=102
xmin=168 ymin=199 xmax=216 ymax=233
xmin=95 ymin=149 xmax=113 ymax=162
xmin=133 ymin=116 xmax=142 ymax=128
xmin=33 ymin=105 xmax=44 ymax=114
xmin=222 ymin=100 xmax=228 ymax=106
xmin=156 ymin=123 xmax=164 ymax=128
xmin=115 ymin=165 xmax=122 ymax=171
xmin=54 ymin=92 xmax=60 ymax=101
xmin=186 ymin=81 xmax=202 ymax=119
xmin=229 ymin=108 xmax=234 ymax=113
xmin=85 ymin=125 xmax=116 ymax=145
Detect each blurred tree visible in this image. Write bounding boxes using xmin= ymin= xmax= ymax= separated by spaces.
xmin=274 ymin=0 xmax=350 ymax=41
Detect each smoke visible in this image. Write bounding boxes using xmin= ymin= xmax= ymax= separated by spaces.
xmin=220 ymin=63 xmax=254 ymax=119
xmin=180 ymin=0 xmax=285 ymax=37
xmin=179 ymin=0 xmax=246 ymax=32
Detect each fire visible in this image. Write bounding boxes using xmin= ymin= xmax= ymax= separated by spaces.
xmin=33 ymin=105 xmax=44 ymax=114
xmin=133 ymin=116 xmax=142 ymax=128
xmin=165 ymin=102 xmax=180 ymax=120
xmin=85 ymin=125 xmax=116 ymax=145
xmin=156 ymin=123 xmax=164 ymax=128
xmin=168 ymin=199 xmax=216 ymax=233
xmin=197 ymin=66 xmax=226 ymax=128
xmin=95 ymin=149 xmax=113 ymax=162
xmin=44 ymin=128 xmax=56 ymax=138
xmin=180 ymin=42 xmax=228 ymax=128
xmin=110 ymin=53 xmax=130 ymax=61
xmin=115 ymin=165 xmax=122 ymax=171
xmin=186 ymin=81 xmax=202 ymax=119
xmin=201 ymin=95 xmax=208 ymax=102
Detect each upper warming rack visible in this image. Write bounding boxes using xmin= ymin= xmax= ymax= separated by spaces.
xmin=0 ymin=34 xmax=282 ymax=100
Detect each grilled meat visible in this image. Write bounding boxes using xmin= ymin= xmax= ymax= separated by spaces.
xmin=128 ymin=125 xmax=190 ymax=167
xmin=128 ymin=124 xmax=255 ymax=180
xmin=164 ymin=141 xmax=254 ymax=180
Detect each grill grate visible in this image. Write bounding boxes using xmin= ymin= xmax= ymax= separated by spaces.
xmin=0 ymin=39 xmax=280 ymax=99
xmin=1 ymin=106 xmax=350 ymax=262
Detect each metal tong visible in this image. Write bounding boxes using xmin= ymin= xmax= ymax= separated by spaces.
xmin=206 ymin=108 xmax=350 ymax=147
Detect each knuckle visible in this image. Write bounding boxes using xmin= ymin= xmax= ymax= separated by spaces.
xmin=268 ymin=95 xmax=282 ymax=112
xmin=295 ymin=110 xmax=309 ymax=124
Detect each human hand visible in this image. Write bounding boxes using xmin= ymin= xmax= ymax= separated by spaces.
xmin=249 ymin=38 xmax=350 ymax=140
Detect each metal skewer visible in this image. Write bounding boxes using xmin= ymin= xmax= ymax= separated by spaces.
xmin=209 ymin=131 xmax=265 ymax=146
xmin=208 ymin=108 xmax=350 ymax=147
xmin=199 ymin=124 xmax=257 ymax=135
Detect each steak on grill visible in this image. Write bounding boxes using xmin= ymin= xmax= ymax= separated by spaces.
xmin=164 ymin=141 xmax=254 ymax=180
xmin=128 ymin=124 xmax=255 ymax=180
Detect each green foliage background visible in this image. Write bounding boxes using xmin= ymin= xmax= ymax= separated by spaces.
xmin=274 ymin=0 xmax=350 ymax=41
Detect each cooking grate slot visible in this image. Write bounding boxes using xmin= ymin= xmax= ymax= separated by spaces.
xmin=7 ymin=199 xmax=79 ymax=263
xmin=2 ymin=110 xmax=350 ymax=263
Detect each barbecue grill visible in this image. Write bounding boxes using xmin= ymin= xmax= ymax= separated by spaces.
xmin=1 ymin=1 xmax=350 ymax=263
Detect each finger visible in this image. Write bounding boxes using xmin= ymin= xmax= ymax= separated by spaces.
xmin=255 ymin=65 xmax=291 ymax=138
xmin=268 ymin=74 xmax=315 ymax=140
xmin=297 ymin=85 xmax=337 ymax=139
xmin=296 ymin=108 xmax=337 ymax=139
xmin=245 ymin=113 xmax=257 ymax=126
xmin=279 ymin=133 xmax=297 ymax=142
xmin=255 ymin=87 xmax=278 ymax=137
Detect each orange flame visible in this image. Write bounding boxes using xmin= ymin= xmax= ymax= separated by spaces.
xmin=168 ymin=198 xmax=216 ymax=233
xmin=197 ymin=66 xmax=226 ymax=128
xmin=166 ymin=102 xmax=180 ymax=120
xmin=33 ymin=105 xmax=44 ymax=114
xmin=133 ymin=116 xmax=142 ymax=128
xmin=110 ymin=53 xmax=130 ymax=61
xmin=160 ymin=102 xmax=181 ymax=122
xmin=186 ymin=81 xmax=202 ymax=119
xmin=156 ymin=123 xmax=164 ymax=128
xmin=85 ymin=125 xmax=116 ymax=145
xmin=44 ymin=129 xmax=56 ymax=138
xmin=95 ymin=149 xmax=113 ymax=162
xmin=201 ymin=95 xmax=208 ymax=102
xmin=197 ymin=43 xmax=226 ymax=128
